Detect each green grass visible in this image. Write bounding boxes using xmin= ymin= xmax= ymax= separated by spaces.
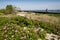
xmin=0 ymin=16 xmax=46 ymax=40
xmin=0 ymin=16 xmax=60 ymax=40
xmin=48 ymin=14 xmax=60 ymax=17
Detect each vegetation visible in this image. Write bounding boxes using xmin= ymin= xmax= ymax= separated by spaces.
xmin=0 ymin=5 xmax=60 ymax=40
xmin=0 ymin=9 xmax=6 ymax=13
xmin=0 ymin=16 xmax=60 ymax=40
xmin=0 ymin=16 xmax=46 ymax=40
xmin=0 ymin=5 xmax=16 ymax=14
xmin=48 ymin=14 xmax=60 ymax=17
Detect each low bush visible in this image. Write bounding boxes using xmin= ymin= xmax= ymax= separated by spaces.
xmin=0 ymin=16 xmax=60 ymax=40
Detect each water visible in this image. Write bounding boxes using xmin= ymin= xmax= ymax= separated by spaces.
xmin=35 ymin=10 xmax=60 ymax=13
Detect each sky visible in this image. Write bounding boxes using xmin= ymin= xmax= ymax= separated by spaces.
xmin=0 ymin=0 xmax=60 ymax=10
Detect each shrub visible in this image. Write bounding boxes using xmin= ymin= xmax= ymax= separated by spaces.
xmin=0 ymin=16 xmax=60 ymax=40
xmin=0 ymin=5 xmax=16 ymax=14
xmin=0 ymin=9 xmax=6 ymax=13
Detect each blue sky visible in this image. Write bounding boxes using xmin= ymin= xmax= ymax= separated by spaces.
xmin=0 ymin=0 xmax=60 ymax=10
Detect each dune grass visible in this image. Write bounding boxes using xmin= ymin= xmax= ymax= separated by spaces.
xmin=0 ymin=16 xmax=60 ymax=40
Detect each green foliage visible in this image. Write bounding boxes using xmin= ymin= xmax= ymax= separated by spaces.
xmin=0 ymin=9 xmax=6 ymax=13
xmin=0 ymin=16 xmax=46 ymax=40
xmin=0 ymin=5 xmax=16 ymax=14
xmin=38 ymin=30 xmax=46 ymax=40
xmin=32 ymin=20 xmax=60 ymax=35
xmin=48 ymin=14 xmax=60 ymax=17
xmin=12 ymin=16 xmax=33 ymax=27
xmin=0 ymin=16 xmax=60 ymax=40
xmin=6 ymin=5 xmax=15 ymax=14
